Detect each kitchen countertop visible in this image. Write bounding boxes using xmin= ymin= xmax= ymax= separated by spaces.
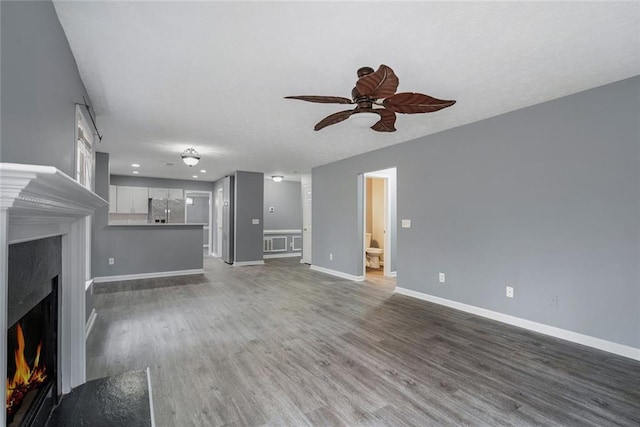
xmin=108 ymin=223 xmax=206 ymax=227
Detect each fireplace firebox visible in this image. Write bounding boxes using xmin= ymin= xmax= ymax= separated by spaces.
xmin=6 ymin=277 xmax=58 ymax=427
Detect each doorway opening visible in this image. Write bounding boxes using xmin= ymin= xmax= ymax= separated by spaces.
xmin=362 ymin=168 xmax=397 ymax=289
xmin=185 ymin=191 xmax=213 ymax=257
xmin=215 ymin=188 xmax=223 ymax=257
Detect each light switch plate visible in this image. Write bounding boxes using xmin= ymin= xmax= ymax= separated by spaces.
xmin=401 ymin=219 xmax=411 ymax=228
xmin=252 ymin=219 xmax=260 ymax=224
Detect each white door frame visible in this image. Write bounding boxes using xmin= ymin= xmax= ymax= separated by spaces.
xmin=215 ymin=188 xmax=223 ymax=257
xmin=301 ymin=173 xmax=312 ymax=264
xmin=185 ymin=190 xmax=213 ymax=256
xmin=362 ymin=167 xmax=396 ymax=277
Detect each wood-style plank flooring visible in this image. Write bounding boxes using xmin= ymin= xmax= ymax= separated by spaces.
xmin=87 ymin=257 xmax=640 ymax=426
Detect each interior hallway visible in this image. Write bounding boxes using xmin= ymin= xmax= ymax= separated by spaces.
xmin=87 ymin=257 xmax=640 ymax=426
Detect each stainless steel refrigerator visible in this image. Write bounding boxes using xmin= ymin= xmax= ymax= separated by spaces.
xmin=149 ymin=198 xmax=186 ymax=224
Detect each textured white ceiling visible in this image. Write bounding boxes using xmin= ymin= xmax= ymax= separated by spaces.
xmin=53 ymin=1 xmax=640 ymax=182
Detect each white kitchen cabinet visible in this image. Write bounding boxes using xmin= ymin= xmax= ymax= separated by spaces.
xmin=168 ymin=188 xmax=183 ymax=199
xmin=116 ymin=186 xmax=149 ymax=214
xmin=148 ymin=187 xmax=167 ymax=199
xmin=148 ymin=188 xmax=184 ymax=199
xmin=109 ymin=185 xmax=117 ymax=213
xmin=131 ymin=187 xmax=149 ymax=213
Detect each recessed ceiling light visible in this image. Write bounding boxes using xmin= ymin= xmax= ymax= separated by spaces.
xmin=192 ymin=175 xmax=198 ymax=178
xmin=132 ymin=171 xmax=139 ymax=174
xmin=131 ymin=163 xmax=140 ymax=168
xmin=200 ymin=169 xmax=207 ymax=173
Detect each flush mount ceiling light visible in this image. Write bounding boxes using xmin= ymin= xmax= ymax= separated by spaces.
xmin=350 ymin=112 xmax=380 ymax=128
xmin=181 ymin=148 xmax=200 ymax=167
xmin=272 ymin=175 xmax=284 ymax=182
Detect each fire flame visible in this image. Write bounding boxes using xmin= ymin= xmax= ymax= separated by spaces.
xmin=5 ymin=323 xmax=47 ymax=417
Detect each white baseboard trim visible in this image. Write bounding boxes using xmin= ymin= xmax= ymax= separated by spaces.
xmin=394 ymin=287 xmax=640 ymax=361
xmin=263 ymin=252 xmax=301 ymax=259
xmin=85 ymin=308 xmax=97 ymax=341
xmin=388 ymin=271 xmax=397 ymax=278
xmin=233 ymin=260 xmax=265 ymax=266
xmin=146 ymin=367 xmax=156 ymax=427
xmin=93 ymin=268 xmax=205 ymax=283
xmin=264 ymin=229 xmax=302 ymax=235
xmin=310 ymin=265 xmax=364 ymax=282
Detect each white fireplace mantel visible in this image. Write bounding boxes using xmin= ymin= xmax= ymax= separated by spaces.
xmin=1 ymin=163 xmax=107 ymax=426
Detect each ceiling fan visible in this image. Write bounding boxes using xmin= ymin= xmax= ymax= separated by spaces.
xmin=285 ymin=64 xmax=456 ymax=132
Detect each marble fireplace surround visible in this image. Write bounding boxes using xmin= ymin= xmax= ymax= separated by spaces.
xmin=1 ymin=163 xmax=107 ymax=426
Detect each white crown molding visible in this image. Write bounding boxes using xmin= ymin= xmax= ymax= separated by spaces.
xmin=0 ymin=163 xmax=107 ymax=225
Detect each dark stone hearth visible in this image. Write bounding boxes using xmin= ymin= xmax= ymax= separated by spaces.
xmin=46 ymin=370 xmax=152 ymax=427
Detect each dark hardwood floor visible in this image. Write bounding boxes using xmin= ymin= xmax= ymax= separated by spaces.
xmin=87 ymin=257 xmax=640 ymax=426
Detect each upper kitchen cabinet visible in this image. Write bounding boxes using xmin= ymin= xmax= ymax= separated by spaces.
xmin=168 ymin=188 xmax=184 ymax=199
xmin=116 ymin=186 xmax=149 ymax=214
xmin=148 ymin=188 xmax=184 ymax=199
xmin=109 ymin=185 xmax=117 ymax=214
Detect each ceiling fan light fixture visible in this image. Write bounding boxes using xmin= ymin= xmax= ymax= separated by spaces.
xmin=350 ymin=112 xmax=380 ymax=128
xmin=272 ymin=175 xmax=284 ymax=182
xmin=181 ymin=148 xmax=200 ymax=167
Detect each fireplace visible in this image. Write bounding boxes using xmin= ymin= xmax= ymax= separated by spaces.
xmin=5 ymin=236 xmax=61 ymax=427
xmin=6 ymin=279 xmax=57 ymax=426
xmin=1 ymin=163 xmax=108 ymax=426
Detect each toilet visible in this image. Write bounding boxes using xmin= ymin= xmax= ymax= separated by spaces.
xmin=365 ymin=233 xmax=384 ymax=269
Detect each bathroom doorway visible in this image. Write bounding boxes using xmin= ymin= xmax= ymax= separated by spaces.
xmin=185 ymin=190 xmax=213 ymax=257
xmin=362 ymin=168 xmax=397 ymax=288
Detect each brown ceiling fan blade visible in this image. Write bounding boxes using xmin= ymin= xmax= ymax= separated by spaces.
xmin=285 ymin=95 xmax=354 ymax=104
xmin=355 ymin=64 xmax=399 ymax=99
xmin=355 ymin=108 xmax=396 ymax=132
xmin=314 ymin=109 xmax=355 ymax=131
xmin=383 ymin=92 xmax=456 ymax=114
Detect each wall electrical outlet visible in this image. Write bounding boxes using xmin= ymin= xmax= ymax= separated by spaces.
xmin=438 ymin=272 xmax=446 ymax=283
xmin=550 ymin=294 xmax=558 ymax=307
xmin=108 ymin=257 xmax=115 ymax=265
xmin=329 ymin=253 xmax=333 ymax=261
xmin=506 ymin=286 xmax=514 ymax=298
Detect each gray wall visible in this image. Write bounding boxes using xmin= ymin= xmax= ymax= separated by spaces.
xmin=92 ymin=154 xmax=204 ymax=277
xmin=186 ymin=195 xmax=210 ymax=224
xmin=234 ymin=171 xmax=264 ymax=263
xmin=312 ymin=76 xmax=640 ymax=348
xmin=264 ymin=180 xmax=302 ymax=230
xmin=1 ymin=0 xmax=92 ymax=176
